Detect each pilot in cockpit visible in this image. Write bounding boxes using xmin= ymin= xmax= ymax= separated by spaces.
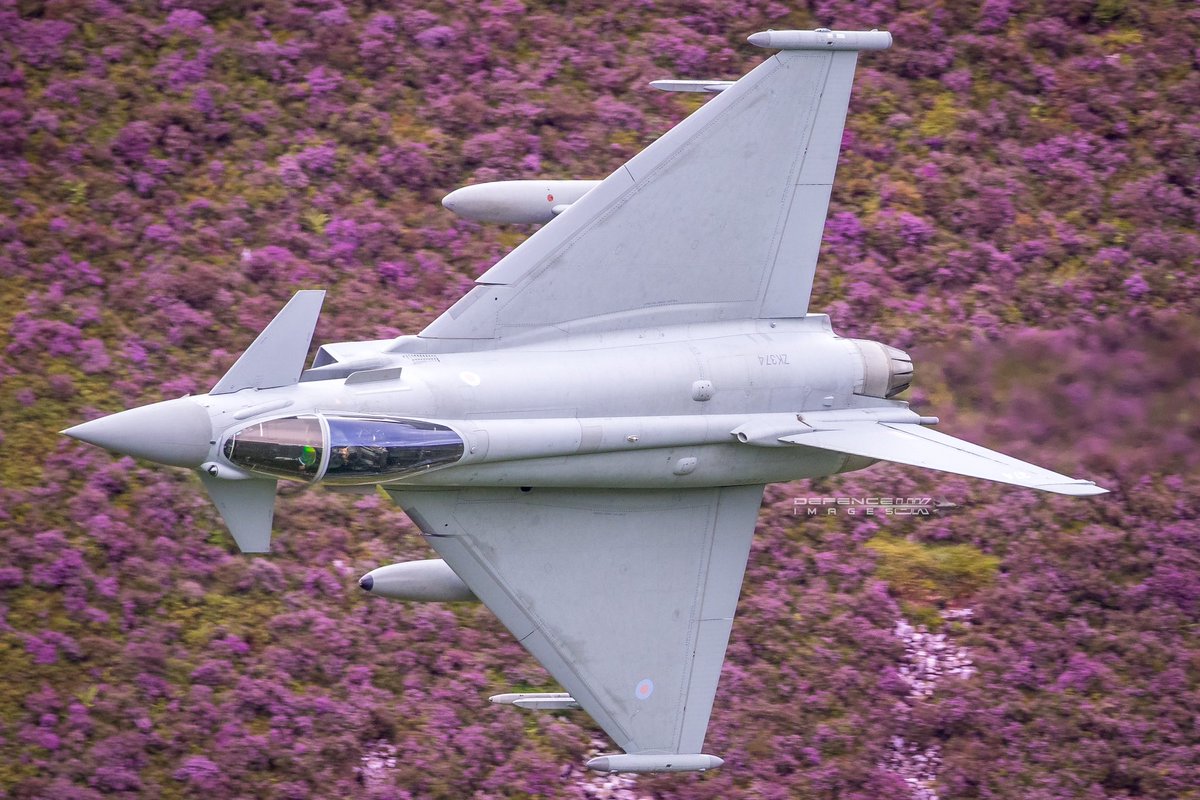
xmin=329 ymin=444 xmax=387 ymax=474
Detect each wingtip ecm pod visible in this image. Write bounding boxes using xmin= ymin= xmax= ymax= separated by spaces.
xmin=585 ymin=753 xmax=725 ymax=774
xmin=748 ymin=28 xmax=893 ymax=51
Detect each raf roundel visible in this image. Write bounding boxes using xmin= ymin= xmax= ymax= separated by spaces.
xmin=635 ymin=678 xmax=654 ymax=701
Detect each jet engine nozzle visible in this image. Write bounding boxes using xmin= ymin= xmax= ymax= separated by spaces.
xmin=847 ymin=339 xmax=913 ymax=399
xmin=62 ymin=397 xmax=212 ymax=468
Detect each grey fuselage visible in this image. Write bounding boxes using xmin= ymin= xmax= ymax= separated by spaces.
xmin=198 ymin=315 xmax=902 ymax=491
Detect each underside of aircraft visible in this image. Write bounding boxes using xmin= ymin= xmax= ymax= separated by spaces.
xmin=63 ymin=28 xmax=1105 ymax=774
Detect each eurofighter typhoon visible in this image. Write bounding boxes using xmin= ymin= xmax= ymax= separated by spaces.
xmin=63 ymin=29 xmax=1106 ymax=774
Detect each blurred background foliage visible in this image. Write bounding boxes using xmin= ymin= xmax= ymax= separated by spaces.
xmin=1 ymin=0 xmax=1198 ymax=797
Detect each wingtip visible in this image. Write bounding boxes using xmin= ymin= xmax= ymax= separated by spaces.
xmin=747 ymin=29 xmax=892 ymax=51
xmin=586 ymin=753 xmax=724 ymax=773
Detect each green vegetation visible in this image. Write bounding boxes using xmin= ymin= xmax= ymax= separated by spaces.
xmin=867 ymin=534 xmax=1000 ymax=606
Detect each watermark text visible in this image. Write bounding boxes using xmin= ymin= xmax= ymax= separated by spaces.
xmin=792 ymin=497 xmax=957 ymax=516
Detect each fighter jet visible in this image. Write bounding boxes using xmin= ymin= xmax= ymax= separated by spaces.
xmin=62 ymin=29 xmax=1106 ymax=774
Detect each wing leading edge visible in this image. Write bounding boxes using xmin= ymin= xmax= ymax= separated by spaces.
xmin=421 ymin=35 xmax=890 ymax=343
xmin=387 ymin=485 xmax=765 ymax=760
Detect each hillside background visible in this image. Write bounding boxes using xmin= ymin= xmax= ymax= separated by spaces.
xmin=2 ymin=0 xmax=1199 ymax=797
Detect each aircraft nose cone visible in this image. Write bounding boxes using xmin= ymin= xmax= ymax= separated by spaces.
xmin=62 ymin=397 xmax=212 ymax=468
xmin=358 ymin=574 xmax=374 ymax=592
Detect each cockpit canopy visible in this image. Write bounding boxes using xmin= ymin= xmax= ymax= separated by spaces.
xmin=222 ymin=415 xmax=464 ymax=484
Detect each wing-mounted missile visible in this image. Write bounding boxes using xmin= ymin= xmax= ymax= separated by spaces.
xmin=489 ymin=692 xmax=580 ymax=710
xmin=648 ymin=79 xmax=734 ymax=93
xmin=441 ymin=180 xmax=600 ymax=224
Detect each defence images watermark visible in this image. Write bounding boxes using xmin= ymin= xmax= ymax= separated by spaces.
xmin=793 ymin=497 xmax=958 ymax=516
